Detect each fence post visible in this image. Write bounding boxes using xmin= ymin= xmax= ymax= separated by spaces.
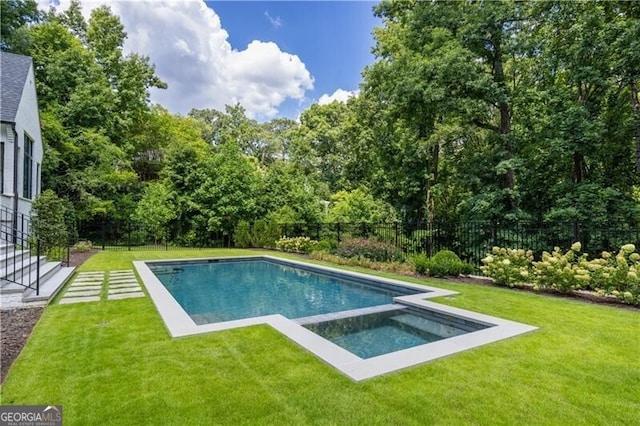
xmin=573 ymin=220 xmax=580 ymax=244
xmin=395 ymin=222 xmax=398 ymax=248
xmin=337 ymin=222 xmax=341 ymax=243
xmin=492 ymin=219 xmax=498 ymax=247
xmin=66 ymin=233 xmax=70 ymax=267
xmin=36 ymin=238 xmax=40 ymax=296
xmin=101 ymin=219 xmax=106 ymax=250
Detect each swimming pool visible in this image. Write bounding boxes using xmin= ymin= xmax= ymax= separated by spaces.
xmin=134 ymin=256 xmax=537 ymax=381
xmin=149 ymin=259 xmax=417 ymax=324
xmin=303 ymin=306 xmax=491 ymax=359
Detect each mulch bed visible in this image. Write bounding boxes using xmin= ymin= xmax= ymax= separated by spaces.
xmin=1 ymin=307 xmax=44 ymax=383
xmin=0 ymin=250 xmax=97 ymax=383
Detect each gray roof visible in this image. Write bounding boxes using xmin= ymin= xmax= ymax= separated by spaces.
xmin=1 ymin=51 xmax=33 ymax=123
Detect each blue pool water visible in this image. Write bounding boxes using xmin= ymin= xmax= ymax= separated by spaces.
xmin=150 ymin=259 xmax=414 ymax=324
xmin=304 ymin=309 xmax=490 ymax=359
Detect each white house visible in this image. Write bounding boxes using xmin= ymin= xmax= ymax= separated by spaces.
xmin=1 ymin=51 xmax=43 ymax=219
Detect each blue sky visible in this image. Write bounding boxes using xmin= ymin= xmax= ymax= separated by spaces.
xmin=209 ymin=1 xmax=381 ymax=118
xmin=38 ymin=0 xmax=382 ymax=120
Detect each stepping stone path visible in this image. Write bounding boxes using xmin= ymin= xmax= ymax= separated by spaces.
xmin=107 ymin=270 xmax=144 ymax=300
xmin=59 ymin=271 xmax=104 ymax=304
xmin=58 ymin=270 xmax=145 ymax=304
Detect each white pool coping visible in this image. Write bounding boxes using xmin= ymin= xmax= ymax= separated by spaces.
xmin=134 ymin=256 xmax=538 ymax=381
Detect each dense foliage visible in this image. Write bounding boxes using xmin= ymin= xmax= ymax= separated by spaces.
xmin=2 ymin=1 xmax=640 ymax=243
xmin=415 ymin=250 xmax=474 ymax=277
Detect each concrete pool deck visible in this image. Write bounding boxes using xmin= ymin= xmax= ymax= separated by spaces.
xmin=134 ymin=256 xmax=538 ymax=381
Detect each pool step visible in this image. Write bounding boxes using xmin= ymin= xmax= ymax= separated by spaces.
xmin=293 ymin=304 xmax=405 ymax=326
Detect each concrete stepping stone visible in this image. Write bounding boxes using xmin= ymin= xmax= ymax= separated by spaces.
xmin=64 ymin=289 xmax=101 ymax=297
xmin=110 ymin=278 xmax=136 ymax=283
xmin=109 ymin=283 xmax=139 ymax=289
xmin=59 ymin=296 xmax=101 ymax=304
xmin=109 ymin=282 xmax=138 ymax=288
xmin=69 ymin=284 xmax=103 ymax=289
xmin=108 ymin=287 xmax=142 ymax=295
xmin=108 ymin=292 xmax=144 ymax=300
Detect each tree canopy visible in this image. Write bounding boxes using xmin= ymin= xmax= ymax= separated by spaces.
xmin=2 ymin=0 xmax=639 ymax=235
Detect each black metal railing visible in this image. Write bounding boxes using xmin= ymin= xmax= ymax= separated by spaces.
xmin=74 ymin=217 xmax=640 ymax=266
xmin=75 ymin=218 xmax=229 ymax=251
xmin=1 ymin=205 xmax=41 ymax=295
xmin=280 ymin=220 xmax=640 ymax=264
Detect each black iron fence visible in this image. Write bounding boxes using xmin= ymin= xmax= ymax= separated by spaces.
xmin=277 ymin=221 xmax=635 ymax=264
xmin=74 ymin=217 xmax=640 ymax=265
xmin=76 ymin=218 xmax=230 ymax=251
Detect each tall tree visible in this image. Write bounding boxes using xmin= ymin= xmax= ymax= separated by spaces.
xmin=366 ymin=0 xmax=529 ymax=220
xmin=0 ymin=0 xmax=40 ymax=52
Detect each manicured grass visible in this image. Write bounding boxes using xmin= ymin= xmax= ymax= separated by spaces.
xmin=2 ymin=249 xmax=639 ymax=424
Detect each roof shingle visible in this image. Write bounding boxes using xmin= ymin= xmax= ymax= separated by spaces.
xmin=1 ymin=51 xmax=33 ymax=123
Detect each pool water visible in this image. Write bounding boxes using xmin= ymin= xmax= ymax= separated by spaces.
xmin=304 ymin=308 xmax=491 ymax=359
xmin=150 ymin=259 xmax=416 ymax=324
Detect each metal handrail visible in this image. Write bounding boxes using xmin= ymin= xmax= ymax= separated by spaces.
xmin=1 ymin=205 xmax=41 ymax=295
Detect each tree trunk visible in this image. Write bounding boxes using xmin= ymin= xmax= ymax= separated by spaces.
xmin=499 ymin=101 xmax=515 ymax=191
xmin=425 ymin=142 xmax=439 ymax=222
xmin=493 ymin=41 xmax=515 ymax=212
xmin=572 ymin=151 xmax=585 ymax=184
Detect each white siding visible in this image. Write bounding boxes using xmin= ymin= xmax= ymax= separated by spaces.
xmin=9 ymin=63 xmax=42 ymax=217
xmin=1 ymin=123 xmax=15 ymax=209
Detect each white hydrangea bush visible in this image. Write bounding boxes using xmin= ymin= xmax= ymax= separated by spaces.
xmin=481 ymin=247 xmax=533 ymax=287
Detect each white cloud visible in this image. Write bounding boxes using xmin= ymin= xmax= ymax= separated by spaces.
xmin=318 ymin=88 xmax=359 ymax=105
xmin=37 ymin=0 xmax=314 ymax=119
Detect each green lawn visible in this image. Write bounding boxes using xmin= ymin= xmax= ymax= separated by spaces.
xmin=2 ymin=249 xmax=639 ymax=425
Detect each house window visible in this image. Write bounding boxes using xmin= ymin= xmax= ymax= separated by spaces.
xmin=1 ymin=142 xmax=4 ymax=193
xmin=23 ymin=133 xmax=33 ymax=199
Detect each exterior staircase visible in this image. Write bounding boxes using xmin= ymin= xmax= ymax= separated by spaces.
xmin=0 ymin=241 xmax=75 ymax=307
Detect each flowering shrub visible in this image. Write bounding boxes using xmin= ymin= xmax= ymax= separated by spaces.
xmin=309 ymin=251 xmax=413 ymax=275
xmin=589 ymin=244 xmax=640 ymax=304
xmin=533 ymin=243 xmax=590 ymax=293
xmin=481 ymin=247 xmax=533 ymax=287
xmin=275 ymin=236 xmax=318 ymax=253
xmin=71 ymin=240 xmax=93 ymax=252
xmin=482 ymin=242 xmax=640 ymax=305
xmin=334 ymin=238 xmax=405 ymax=262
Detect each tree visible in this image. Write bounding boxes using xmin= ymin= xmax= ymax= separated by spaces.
xmin=17 ymin=4 xmax=167 ymax=223
xmin=133 ymin=182 xmax=176 ymax=243
xmin=327 ymin=189 xmax=398 ymax=224
xmin=31 ymin=190 xmax=72 ymax=255
xmin=517 ymin=1 xmax=640 ymax=225
xmin=260 ymin=160 xmax=323 ymax=223
xmin=367 ymin=0 xmax=529 ymax=220
xmin=0 ymin=0 xmax=40 ymax=52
